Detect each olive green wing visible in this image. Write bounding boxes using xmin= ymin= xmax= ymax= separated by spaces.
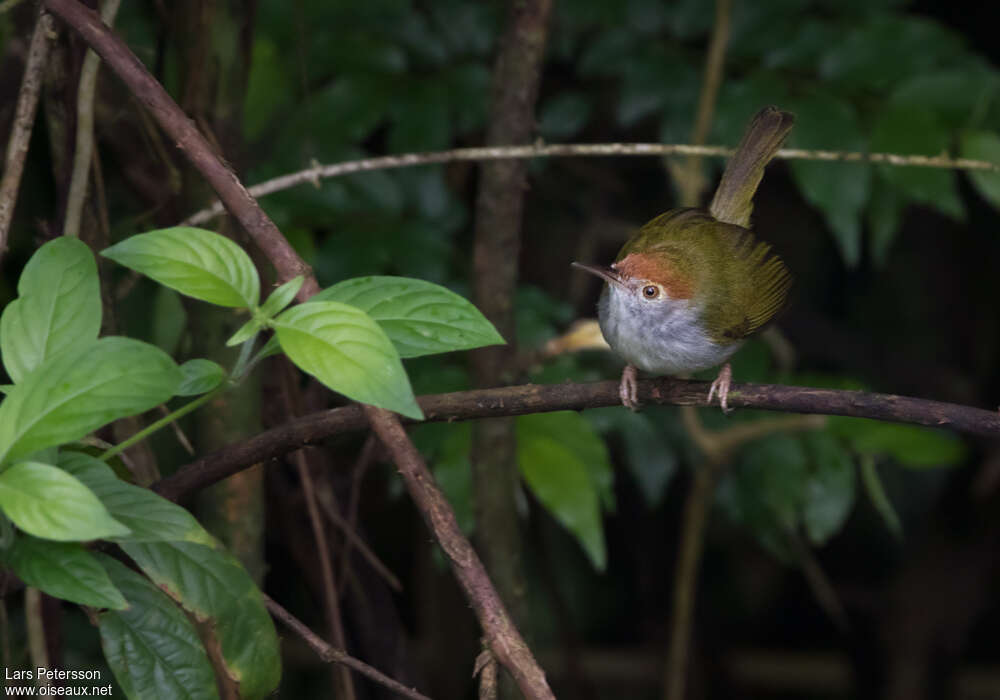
xmin=703 ymin=226 xmax=791 ymax=343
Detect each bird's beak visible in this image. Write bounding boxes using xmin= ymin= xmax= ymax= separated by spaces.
xmin=571 ymin=261 xmax=623 ymax=287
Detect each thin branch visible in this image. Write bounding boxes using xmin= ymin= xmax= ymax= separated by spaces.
xmin=42 ymin=0 xmax=318 ymax=298
xmin=363 ymin=406 xmax=556 ymax=700
xmin=0 ymin=9 xmax=55 ymax=259
xmin=294 ymin=451 xmax=356 ymax=700
xmin=63 ymin=0 xmax=121 ymax=238
xmin=318 ymin=491 xmax=403 ymax=593
xmin=263 ymin=594 xmax=433 ymax=700
xmin=182 ymin=143 xmax=1000 ymax=226
xmin=153 ymin=378 xmax=1000 ymax=504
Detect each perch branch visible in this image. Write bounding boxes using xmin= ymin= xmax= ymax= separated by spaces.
xmin=0 ymin=8 xmax=55 ymax=259
xmin=153 ymin=378 xmax=1000 ymax=504
xmin=42 ymin=0 xmax=318 ymax=297
xmin=363 ymin=406 xmax=556 ymax=700
xmin=182 ymin=143 xmax=1000 ymax=226
xmin=264 ymin=594 xmax=432 ymax=700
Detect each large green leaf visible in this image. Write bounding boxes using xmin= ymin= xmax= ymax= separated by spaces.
xmin=801 ymin=433 xmax=856 ymax=545
xmin=59 ymin=452 xmax=213 ymax=545
xmin=273 ymin=301 xmax=422 ymax=419
xmin=870 ymin=104 xmax=963 ymax=219
xmin=828 ymin=417 xmax=967 ymax=468
xmin=98 ymin=555 xmax=220 ymax=700
xmin=0 ymin=237 xmax=101 ymax=384
xmin=120 ymin=541 xmax=281 ymax=700
xmin=516 ymin=412 xmax=611 ymax=570
xmin=102 ymin=227 xmax=260 ymax=309
xmin=0 ymin=337 xmax=180 ymax=464
xmin=960 ymin=130 xmax=1000 ymax=211
xmin=9 ymin=536 xmax=127 ymax=609
xmin=0 ymin=462 xmax=130 ymax=541
xmin=312 ymin=276 xmax=504 ymax=358
xmin=788 ymin=93 xmax=870 ymax=266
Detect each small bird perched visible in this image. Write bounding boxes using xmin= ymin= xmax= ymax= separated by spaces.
xmin=573 ymin=106 xmax=794 ymax=412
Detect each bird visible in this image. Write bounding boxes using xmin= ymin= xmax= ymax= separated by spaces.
xmin=572 ymin=106 xmax=794 ymax=412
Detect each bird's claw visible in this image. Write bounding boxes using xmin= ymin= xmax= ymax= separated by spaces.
xmin=620 ymin=365 xmax=640 ymax=411
xmin=708 ymin=363 xmax=733 ymax=414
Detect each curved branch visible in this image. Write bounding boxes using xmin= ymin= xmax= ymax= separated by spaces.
xmin=153 ymin=378 xmax=1000 ymax=503
xmin=182 ymin=143 xmax=1000 ymax=226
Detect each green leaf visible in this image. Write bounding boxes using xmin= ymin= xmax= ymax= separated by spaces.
xmin=120 ymin=541 xmax=280 ymax=699
xmin=151 ymin=287 xmax=187 ymax=355
xmin=0 ymin=237 xmax=101 ymax=383
xmin=414 ymin=422 xmax=475 ymax=534
xmin=828 ymin=417 xmax=967 ymax=468
xmin=0 ymin=337 xmax=180 ymax=464
xmin=273 ymin=301 xmax=422 ymax=419
xmin=258 ymin=275 xmax=303 ymax=319
xmin=586 ymin=408 xmax=676 ymax=508
xmin=960 ymin=130 xmax=1000 ymax=211
xmin=176 ymin=359 xmax=226 ymax=396
xmin=859 ymin=457 xmax=902 ymax=538
xmin=868 ymin=177 xmax=904 ymax=266
xmin=102 ymin=227 xmax=260 ymax=308
xmin=59 ymin=452 xmax=213 ymax=545
xmin=788 ymin=94 xmax=870 ymax=266
xmin=98 ymin=555 xmax=220 ymax=700
xmin=314 ymin=276 xmax=505 ymax=358
xmin=226 ymin=318 xmax=264 ymax=347
xmin=801 ymin=433 xmax=855 ymax=545
xmin=0 ymin=462 xmax=130 ymax=541
xmin=870 ymin=105 xmax=963 ymax=219
xmin=9 ymin=536 xmax=127 ymax=609
xmin=516 ymin=412 xmax=610 ymax=570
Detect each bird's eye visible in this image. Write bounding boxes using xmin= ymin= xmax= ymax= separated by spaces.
xmin=642 ymin=285 xmax=660 ymax=299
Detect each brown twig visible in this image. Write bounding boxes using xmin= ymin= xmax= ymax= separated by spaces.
xmin=0 ymin=8 xmax=55 ymax=260
xmin=182 ymin=144 xmax=1000 ymax=226
xmin=153 ymin=378 xmax=1000 ymax=504
xmin=363 ymin=405 xmax=555 ymax=700
xmin=42 ymin=0 xmax=318 ymax=298
xmin=63 ymin=0 xmax=121 ymax=238
xmin=263 ymin=594 xmax=433 ymax=700
xmin=318 ymin=489 xmax=403 ymax=593
xmin=294 ymin=451 xmax=356 ymax=700
xmin=338 ymin=435 xmax=377 ymax=594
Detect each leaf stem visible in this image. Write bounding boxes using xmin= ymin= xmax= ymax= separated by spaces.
xmin=99 ymin=388 xmax=222 ymax=462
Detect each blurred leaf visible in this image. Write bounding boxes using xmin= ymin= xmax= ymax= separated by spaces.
xmin=712 ymin=72 xmax=791 ymax=146
xmin=859 ymin=457 xmax=902 ymax=538
xmin=59 ymin=452 xmax=213 ymax=545
xmin=801 ymin=433 xmax=855 ymax=545
xmin=890 ymin=70 xmax=999 ymax=130
xmin=960 ymin=130 xmax=1000 ymax=210
xmin=273 ymin=301 xmax=423 ymax=419
xmin=176 ymin=359 xmax=225 ymax=396
xmin=539 ymin=92 xmax=592 ymax=140
xmin=388 ymin=82 xmax=451 ymax=152
xmin=0 ymin=338 xmax=180 ymax=465
xmin=586 ymin=407 xmax=676 ymax=507
xmin=10 ymin=536 xmax=127 ymax=609
xmin=764 ymin=20 xmax=838 ymax=70
xmin=244 ymin=38 xmax=295 ymax=141
xmin=869 ymin=105 xmax=963 ymax=219
xmin=0 ymin=462 xmax=130 ymax=541
xmin=819 ymin=16 xmax=966 ymax=93
xmin=1 ymin=237 xmax=101 ymax=383
xmin=313 ymin=276 xmax=504 ymax=358
xmin=788 ymin=93 xmax=870 ymax=266
xmin=517 ymin=412 xmax=610 ymax=569
xmin=444 ymin=64 xmax=491 ymax=133
xmin=828 ymin=417 xmax=967 ymax=468
xmin=103 ymin=228 xmax=261 ymax=309
xmin=578 ymin=28 xmax=633 ymax=77
xmin=519 ymin=412 xmax=615 ymax=510
xmin=516 ymin=286 xmax=575 ymax=349
xmin=98 ymin=555 xmax=220 ymax=700
xmin=121 ymin=541 xmax=280 ymax=699
xmin=415 ymin=422 xmax=475 ymax=534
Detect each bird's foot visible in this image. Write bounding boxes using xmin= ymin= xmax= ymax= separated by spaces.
xmin=619 ymin=364 xmax=640 ymax=411
xmin=707 ymin=363 xmax=733 ymax=414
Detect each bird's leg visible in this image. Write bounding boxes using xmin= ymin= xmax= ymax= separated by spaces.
xmin=707 ymin=362 xmax=733 ymax=413
xmin=619 ymin=364 xmax=640 ymax=411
